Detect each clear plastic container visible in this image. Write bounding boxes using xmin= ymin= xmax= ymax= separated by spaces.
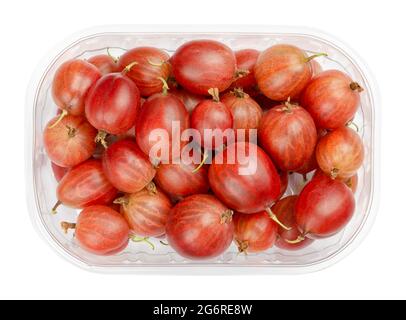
xmin=25 ymin=25 xmax=380 ymax=274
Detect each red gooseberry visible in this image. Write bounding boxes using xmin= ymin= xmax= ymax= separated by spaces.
xmin=102 ymin=138 xmax=156 ymax=193
xmin=53 ymin=159 xmax=117 ymax=212
xmin=208 ymin=142 xmax=289 ymax=230
xmin=85 ymin=71 xmax=141 ymax=140
xmin=88 ymin=52 xmax=120 ymax=75
xmin=190 ymin=88 xmax=233 ymax=151
xmin=273 ymin=196 xmax=314 ymax=250
xmin=258 ymin=100 xmax=317 ymax=171
xmin=171 ymin=40 xmax=236 ymax=95
xmin=52 ymin=59 xmax=101 ymax=118
xmin=154 ymin=156 xmax=210 ymax=199
xmin=300 ymin=70 xmax=363 ymax=129
xmin=233 ymin=211 xmax=278 ymax=253
xmin=220 ymin=88 xmax=262 ymax=142
xmin=231 ymin=49 xmax=260 ymax=90
xmin=115 ymin=185 xmax=172 ymax=238
xmin=118 ymin=47 xmax=171 ymax=97
xmin=43 ymin=114 xmax=97 ymax=168
xmin=316 ymin=126 xmax=364 ymax=180
xmin=135 ymin=80 xmax=189 ymax=164
xmin=255 ymin=44 xmax=326 ymax=101
xmin=166 ymin=194 xmax=234 ymax=260
xmin=61 ymin=205 xmax=130 ymax=256
xmin=295 ymin=172 xmax=355 ymax=239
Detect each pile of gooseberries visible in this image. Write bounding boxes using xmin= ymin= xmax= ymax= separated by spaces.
xmin=44 ymin=40 xmax=364 ymax=259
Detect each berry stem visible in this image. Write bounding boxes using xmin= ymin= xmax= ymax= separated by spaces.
xmin=113 ymin=196 xmax=129 ymax=206
xmin=147 ymin=58 xmax=164 ymax=67
xmin=146 ymin=182 xmax=157 ymax=195
xmin=158 ymin=77 xmax=169 ymax=95
xmin=284 ymin=235 xmax=306 ymax=245
xmin=234 ymin=69 xmax=250 ymax=80
xmin=220 ymin=209 xmax=234 ymax=224
xmin=51 ymin=200 xmax=62 ymax=215
xmin=48 ymin=109 xmax=68 ymax=129
xmin=192 ymin=152 xmax=209 ymax=174
xmin=236 ymin=239 xmax=249 ymax=255
xmin=330 ymin=168 xmax=339 ymax=179
xmin=130 ymin=235 xmax=155 ymax=250
xmin=95 ymin=130 xmax=108 ymax=149
xmin=350 ymin=82 xmax=364 ymax=92
xmin=122 ymin=61 xmax=138 ymax=74
xmin=265 ymin=207 xmax=291 ymax=231
xmin=107 ymin=47 xmax=119 ymax=63
xmin=208 ymin=88 xmax=220 ymax=102
xmin=61 ymin=221 xmax=76 ymax=234
xmin=282 ymin=97 xmax=295 ymax=113
xmin=306 ymin=52 xmax=328 ymax=62
xmin=66 ymin=125 xmax=76 ymax=138
xmin=232 ymin=87 xmax=246 ymax=98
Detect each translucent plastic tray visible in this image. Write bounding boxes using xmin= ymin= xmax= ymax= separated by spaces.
xmin=25 ymin=25 xmax=380 ymax=274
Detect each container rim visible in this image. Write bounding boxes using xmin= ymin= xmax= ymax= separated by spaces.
xmin=25 ymin=25 xmax=381 ymax=274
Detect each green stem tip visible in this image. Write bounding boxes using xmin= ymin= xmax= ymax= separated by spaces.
xmin=130 ymin=235 xmax=155 ymax=250
xmin=306 ymin=52 xmax=328 ymax=62
xmin=265 ymin=207 xmax=291 ymax=231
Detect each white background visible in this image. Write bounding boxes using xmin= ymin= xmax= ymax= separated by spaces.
xmin=0 ymin=0 xmax=402 ymax=300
